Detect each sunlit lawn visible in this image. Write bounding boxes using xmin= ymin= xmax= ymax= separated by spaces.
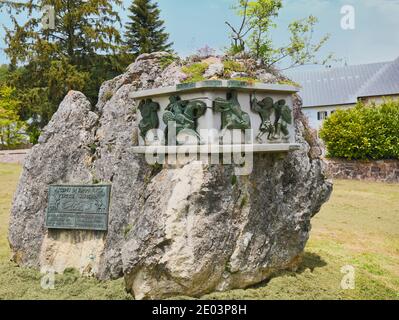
xmin=0 ymin=163 xmax=398 ymax=300
xmin=204 ymin=180 xmax=399 ymax=300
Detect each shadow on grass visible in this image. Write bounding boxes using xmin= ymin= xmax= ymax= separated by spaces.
xmin=297 ymin=251 xmax=327 ymax=272
xmin=251 ymin=252 xmax=327 ymax=289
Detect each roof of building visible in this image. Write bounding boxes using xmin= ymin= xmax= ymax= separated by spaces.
xmin=285 ymin=57 xmax=399 ymax=108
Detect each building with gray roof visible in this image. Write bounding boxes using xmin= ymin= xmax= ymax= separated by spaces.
xmin=286 ymin=57 xmax=399 ymax=129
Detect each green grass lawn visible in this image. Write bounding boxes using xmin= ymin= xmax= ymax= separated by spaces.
xmin=0 ymin=163 xmax=398 ymax=300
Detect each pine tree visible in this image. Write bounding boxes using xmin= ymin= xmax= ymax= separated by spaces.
xmin=125 ymin=0 xmax=173 ymax=55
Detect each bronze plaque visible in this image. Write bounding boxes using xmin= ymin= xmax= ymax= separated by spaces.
xmin=46 ymin=185 xmax=111 ymax=231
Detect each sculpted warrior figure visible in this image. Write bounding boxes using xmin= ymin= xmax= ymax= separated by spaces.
xmin=273 ymin=99 xmax=292 ymax=141
xmin=138 ymin=99 xmax=160 ymax=142
xmin=213 ymin=91 xmax=251 ymax=136
xmin=251 ymin=95 xmax=293 ymax=142
xmin=163 ymin=95 xmax=207 ymax=144
xmin=250 ymin=95 xmax=275 ymax=143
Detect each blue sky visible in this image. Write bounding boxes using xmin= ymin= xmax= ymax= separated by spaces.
xmin=1 ymin=0 xmax=398 ymax=68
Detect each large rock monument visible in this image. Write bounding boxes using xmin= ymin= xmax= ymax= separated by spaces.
xmin=9 ymin=52 xmax=332 ymax=299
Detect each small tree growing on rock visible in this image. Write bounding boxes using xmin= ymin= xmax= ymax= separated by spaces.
xmin=226 ymin=0 xmax=334 ymax=70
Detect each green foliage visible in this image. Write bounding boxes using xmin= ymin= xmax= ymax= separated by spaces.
xmin=226 ymin=0 xmax=281 ymax=57
xmin=123 ymin=224 xmax=133 ymax=238
xmin=231 ymin=77 xmax=258 ymax=84
xmin=231 ymin=175 xmax=237 ymax=186
xmin=1 ymin=0 xmax=126 ymax=143
xmin=278 ymin=79 xmax=301 ymax=87
xmin=240 ymin=194 xmax=248 ymax=209
xmin=0 ymin=65 xmax=9 ymax=84
xmin=244 ymin=0 xmax=282 ymax=59
xmin=277 ymin=15 xmax=333 ymax=70
xmin=0 ymin=85 xmax=26 ymax=147
xmin=159 ymin=54 xmax=178 ymax=70
xmin=226 ymin=0 xmax=333 ymax=70
xmin=223 ymin=60 xmax=245 ymax=75
xmin=104 ymin=91 xmax=114 ymax=102
xmin=125 ymin=0 xmax=173 ymax=55
xmin=181 ymin=63 xmax=208 ymax=83
xmin=320 ymin=100 xmax=399 ymax=160
xmin=88 ymin=142 xmax=98 ymax=155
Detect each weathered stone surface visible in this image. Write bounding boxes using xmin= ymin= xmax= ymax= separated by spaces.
xmin=204 ymin=62 xmax=224 ymax=78
xmin=231 ymin=71 xmax=249 ymax=78
xmin=202 ymin=57 xmax=221 ymax=65
xmin=256 ymin=70 xmax=279 ymax=83
xmin=9 ymin=91 xmax=99 ymax=269
xmin=154 ymin=62 xmax=188 ymax=87
xmin=9 ymin=52 xmax=333 ymax=299
xmin=121 ymin=102 xmax=332 ymax=299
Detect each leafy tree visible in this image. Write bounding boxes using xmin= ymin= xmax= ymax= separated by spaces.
xmin=0 ymin=65 xmax=9 ymax=84
xmin=0 ymin=0 xmax=125 ymax=143
xmin=226 ymin=0 xmax=334 ymax=70
xmin=0 ymin=85 xmax=26 ymax=147
xmin=125 ymin=0 xmax=173 ymax=55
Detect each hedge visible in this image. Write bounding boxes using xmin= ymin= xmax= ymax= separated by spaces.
xmin=319 ymin=100 xmax=399 ymax=160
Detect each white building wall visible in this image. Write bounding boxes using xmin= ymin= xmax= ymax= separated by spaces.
xmin=302 ymin=104 xmax=355 ymax=130
xmin=303 ymin=95 xmax=399 ymax=130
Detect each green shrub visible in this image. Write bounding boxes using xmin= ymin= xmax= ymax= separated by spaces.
xmin=320 ymin=100 xmax=399 ymax=160
xmin=159 ymin=54 xmax=177 ymax=70
xmin=230 ymin=77 xmax=259 ymax=84
xmin=223 ymin=60 xmax=245 ymax=75
xmin=278 ymin=79 xmax=301 ymax=87
xmin=181 ymin=62 xmax=208 ymax=83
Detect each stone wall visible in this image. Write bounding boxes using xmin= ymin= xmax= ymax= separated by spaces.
xmin=0 ymin=149 xmax=29 ymax=164
xmin=326 ymin=158 xmax=399 ymax=183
